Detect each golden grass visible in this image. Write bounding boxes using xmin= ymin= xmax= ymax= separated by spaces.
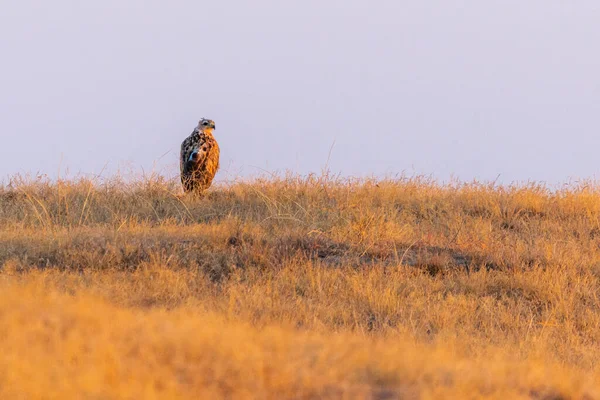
xmin=2 ymin=173 xmax=600 ymax=398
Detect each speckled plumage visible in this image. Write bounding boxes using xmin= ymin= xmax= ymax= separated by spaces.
xmin=180 ymin=118 xmax=220 ymax=194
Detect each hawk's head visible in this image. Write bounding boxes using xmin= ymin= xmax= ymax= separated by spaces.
xmin=197 ymin=118 xmax=216 ymax=133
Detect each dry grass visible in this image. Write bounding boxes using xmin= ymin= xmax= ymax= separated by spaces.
xmin=2 ymin=173 xmax=600 ymax=398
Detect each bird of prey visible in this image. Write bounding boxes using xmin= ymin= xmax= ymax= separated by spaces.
xmin=180 ymin=118 xmax=220 ymax=194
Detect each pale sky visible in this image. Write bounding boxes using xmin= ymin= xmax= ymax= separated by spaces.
xmin=1 ymin=1 xmax=600 ymax=184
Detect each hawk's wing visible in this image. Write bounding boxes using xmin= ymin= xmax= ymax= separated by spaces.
xmin=180 ymin=131 xmax=208 ymax=176
xmin=180 ymin=134 xmax=195 ymax=178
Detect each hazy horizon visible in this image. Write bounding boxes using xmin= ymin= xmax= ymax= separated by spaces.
xmin=2 ymin=1 xmax=600 ymax=185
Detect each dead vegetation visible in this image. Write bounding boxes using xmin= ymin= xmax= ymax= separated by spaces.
xmin=1 ymin=173 xmax=600 ymax=398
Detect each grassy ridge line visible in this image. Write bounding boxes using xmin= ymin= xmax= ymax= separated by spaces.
xmin=2 ymin=174 xmax=600 ymax=274
xmin=3 ymin=174 xmax=600 ymax=228
xmin=0 ymin=281 xmax=594 ymax=400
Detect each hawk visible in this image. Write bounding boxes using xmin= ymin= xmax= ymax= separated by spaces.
xmin=180 ymin=118 xmax=220 ymax=194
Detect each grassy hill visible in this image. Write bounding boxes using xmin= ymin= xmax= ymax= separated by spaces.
xmin=1 ymin=174 xmax=599 ymax=398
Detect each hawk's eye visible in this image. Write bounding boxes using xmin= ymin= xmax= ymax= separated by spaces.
xmin=202 ymin=121 xmax=209 ymax=125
